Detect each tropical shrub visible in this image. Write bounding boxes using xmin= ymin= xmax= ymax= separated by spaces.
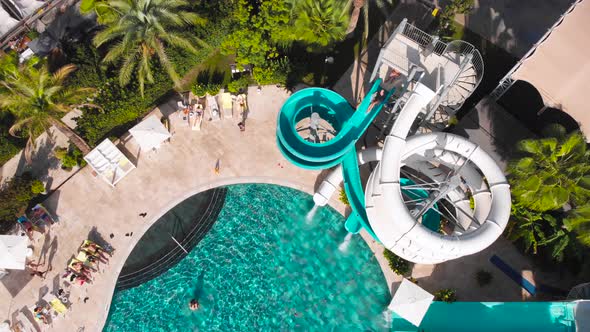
xmin=0 ymin=56 xmax=96 ymax=159
xmin=192 ymin=82 xmax=221 ymax=97
xmin=226 ymin=76 xmax=251 ymax=94
xmin=30 ymin=180 xmax=45 ymax=194
xmin=506 ymin=125 xmax=590 ymax=261
xmin=434 ymin=288 xmax=457 ymax=303
xmin=55 ymin=145 xmax=86 ymax=171
xmin=252 ymin=57 xmax=291 ymax=86
xmin=75 ymin=69 xmax=173 ymax=145
xmin=383 ymin=249 xmax=411 ymax=275
xmin=338 ymin=188 xmax=350 ymax=206
xmin=0 ymin=173 xmax=34 ymax=234
xmin=509 ymin=125 xmax=590 ymax=212
xmin=475 ymin=269 xmax=493 ymax=287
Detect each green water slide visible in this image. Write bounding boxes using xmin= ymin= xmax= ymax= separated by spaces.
xmin=276 ymin=80 xmax=394 ymax=236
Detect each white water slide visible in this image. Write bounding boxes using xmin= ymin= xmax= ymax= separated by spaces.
xmin=314 ymin=83 xmax=511 ymax=264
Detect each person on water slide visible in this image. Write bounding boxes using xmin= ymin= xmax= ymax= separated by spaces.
xmin=366 ymin=69 xmax=403 ymax=113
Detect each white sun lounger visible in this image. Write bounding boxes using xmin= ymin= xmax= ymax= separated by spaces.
xmin=219 ymin=93 xmax=233 ymax=119
xmin=207 ymin=95 xmax=220 ymax=121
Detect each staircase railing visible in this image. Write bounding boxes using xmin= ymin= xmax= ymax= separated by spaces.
xmin=400 ymin=21 xmax=446 ymax=55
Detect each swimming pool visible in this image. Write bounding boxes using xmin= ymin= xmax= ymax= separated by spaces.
xmin=104 ymin=184 xmax=390 ymax=331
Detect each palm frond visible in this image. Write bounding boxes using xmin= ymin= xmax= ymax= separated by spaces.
xmin=52 ymin=64 xmax=77 ymax=85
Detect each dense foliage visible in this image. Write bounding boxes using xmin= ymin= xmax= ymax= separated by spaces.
xmin=30 ymin=180 xmax=46 ymax=195
xmin=226 ymin=76 xmax=251 ymax=94
xmin=252 ymin=57 xmax=291 ymax=86
xmin=276 ymin=0 xmax=350 ymax=53
xmin=0 ymin=173 xmax=34 ymax=234
xmin=0 ymin=114 xmax=24 ymax=165
xmin=383 ymin=249 xmax=411 ymax=275
xmin=506 ymin=125 xmax=590 ymax=262
xmin=76 ymin=70 xmax=173 ymax=145
xmin=221 ymin=0 xmax=289 ymax=67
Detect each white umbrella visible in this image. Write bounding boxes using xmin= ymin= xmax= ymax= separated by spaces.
xmin=388 ymin=278 xmax=434 ymax=327
xmin=129 ymin=115 xmax=171 ymax=151
xmin=0 ymin=235 xmax=29 ymax=270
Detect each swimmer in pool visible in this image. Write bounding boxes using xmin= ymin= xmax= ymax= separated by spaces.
xmin=189 ymin=299 xmax=199 ymax=311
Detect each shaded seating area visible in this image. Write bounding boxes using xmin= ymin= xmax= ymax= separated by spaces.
xmin=129 ymin=115 xmax=172 ymax=153
xmin=84 ymin=139 xmax=135 ymax=187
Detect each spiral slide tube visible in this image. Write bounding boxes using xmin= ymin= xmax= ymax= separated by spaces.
xmin=363 ymin=82 xmax=511 ymax=264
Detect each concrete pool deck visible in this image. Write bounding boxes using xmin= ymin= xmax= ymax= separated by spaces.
xmin=0 ymin=84 xmax=568 ymax=331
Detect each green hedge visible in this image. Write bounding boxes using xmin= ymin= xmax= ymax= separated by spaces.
xmin=0 ymin=113 xmax=26 ymax=166
xmin=0 ymin=173 xmax=34 ymax=234
xmin=383 ymin=248 xmax=411 ymax=276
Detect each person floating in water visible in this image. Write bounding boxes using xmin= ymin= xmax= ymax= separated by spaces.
xmin=189 ymin=299 xmax=200 ymax=311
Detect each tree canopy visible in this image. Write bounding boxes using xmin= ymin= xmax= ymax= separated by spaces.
xmin=93 ymin=0 xmax=207 ymax=95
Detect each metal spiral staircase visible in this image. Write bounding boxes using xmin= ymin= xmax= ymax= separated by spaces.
xmin=370 ymin=19 xmax=484 ymax=134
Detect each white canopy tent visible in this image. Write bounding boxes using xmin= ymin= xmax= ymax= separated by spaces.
xmin=388 ymin=278 xmax=434 ymax=327
xmin=0 ymin=235 xmax=28 ymax=270
xmin=129 ymin=115 xmax=171 ymax=151
xmin=84 ymin=139 xmax=135 ymax=187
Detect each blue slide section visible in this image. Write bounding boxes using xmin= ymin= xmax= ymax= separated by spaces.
xmin=276 ymin=80 xmax=394 ymax=236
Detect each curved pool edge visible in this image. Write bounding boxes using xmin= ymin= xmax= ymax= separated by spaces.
xmin=97 ymin=176 xmax=394 ymax=331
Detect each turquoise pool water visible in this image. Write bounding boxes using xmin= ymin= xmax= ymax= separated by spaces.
xmin=104 ymin=184 xmax=390 ymax=331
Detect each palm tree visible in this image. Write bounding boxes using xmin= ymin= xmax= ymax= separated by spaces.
xmin=277 ymin=0 xmax=349 ymax=52
xmin=343 ymin=0 xmax=394 ymax=43
xmin=93 ymin=0 xmax=207 ymax=96
xmin=0 ymin=59 xmax=96 ymax=161
xmin=80 ymin=0 xmax=118 ymax=24
xmin=508 ymin=125 xmax=590 ymax=212
xmin=506 ymin=124 xmax=590 ymax=261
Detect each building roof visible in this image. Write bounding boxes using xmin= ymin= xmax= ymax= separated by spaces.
xmin=510 ymin=0 xmax=590 ymax=136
